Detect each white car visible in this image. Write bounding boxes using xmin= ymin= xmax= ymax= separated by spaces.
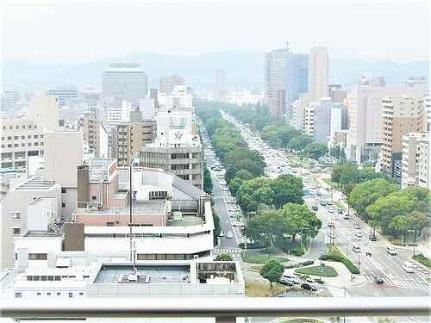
xmin=218 ymin=231 xmax=224 ymax=238
xmin=226 ymin=231 xmax=234 ymax=239
xmin=386 ymin=247 xmax=397 ymax=256
xmin=355 ymin=231 xmax=363 ymax=238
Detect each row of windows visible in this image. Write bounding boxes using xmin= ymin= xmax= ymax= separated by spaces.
xmin=1 ymin=142 xmax=43 ymax=149
xmin=15 ymin=291 xmax=84 ymax=298
xmin=171 ymin=163 xmax=190 ymax=170
xmin=2 ymin=124 xmax=38 ymax=130
xmin=1 ymin=134 xmax=42 ymax=140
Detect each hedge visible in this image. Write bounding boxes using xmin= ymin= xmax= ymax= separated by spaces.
xmin=319 ymin=246 xmax=360 ymax=274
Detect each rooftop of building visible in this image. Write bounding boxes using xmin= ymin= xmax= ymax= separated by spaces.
xmin=23 ymin=230 xmax=61 ymax=238
xmin=74 ymin=199 xmax=168 ymax=217
xmin=94 ymin=264 xmax=191 ymax=284
xmin=14 ymin=176 xmax=57 ymax=191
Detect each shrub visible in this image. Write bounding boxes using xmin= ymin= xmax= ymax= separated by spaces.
xmin=295 ymin=265 xmax=338 ymax=277
xmin=215 ymin=253 xmax=233 ymax=261
xmin=413 ymin=253 xmax=431 ymax=269
xmin=301 ymin=260 xmax=315 ymax=267
xmin=319 ymin=246 xmax=360 ymax=274
xmin=238 ymin=242 xmax=266 ymax=249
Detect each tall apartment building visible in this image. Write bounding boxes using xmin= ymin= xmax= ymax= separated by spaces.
xmin=401 ymin=132 xmax=430 ymax=189
xmin=380 ymin=95 xmax=425 ymax=182
xmin=102 ymin=63 xmax=148 ymax=106
xmin=1 ymin=88 xmax=19 ymax=113
xmin=112 ymin=120 xmax=156 ymax=166
xmin=27 ymin=95 xmax=59 ymax=132
xmin=1 ymin=119 xmax=44 ymax=171
xmin=345 ymin=79 xmax=424 ymax=164
xmin=160 ymin=75 xmax=185 ymax=94
xmin=158 ymin=85 xmax=193 ymax=112
xmin=140 ymin=110 xmax=203 ymax=188
xmin=43 ymin=130 xmax=83 ymax=217
xmin=47 ymin=86 xmax=78 ymax=106
xmin=308 ymin=46 xmax=329 ymax=101
xmin=425 ymin=95 xmax=431 ymax=131
xmin=264 ymin=44 xmax=308 ymax=119
xmin=79 ymin=110 xmax=109 ymax=158
xmin=303 ymin=97 xmax=332 ymax=144
xmin=214 ymin=70 xmax=227 ymax=102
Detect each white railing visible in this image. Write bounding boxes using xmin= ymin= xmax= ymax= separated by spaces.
xmin=1 ymin=297 xmax=429 ymax=322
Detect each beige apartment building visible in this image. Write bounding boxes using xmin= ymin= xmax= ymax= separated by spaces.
xmin=380 ymin=95 xmax=425 ymax=181
xmin=79 ymin=110 xmax=109 ymax=158
xmin=1 ymin=119 xmax=44 ymax=171
xmin=111 ymin=120 xmax=156 ymax=166
xmin=401 ymin=132 xmax=430 ymax=189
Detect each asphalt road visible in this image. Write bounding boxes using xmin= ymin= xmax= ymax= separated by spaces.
xmin=221 ymin=111 xmax=431 ymax=298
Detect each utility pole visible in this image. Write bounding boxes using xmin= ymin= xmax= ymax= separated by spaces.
xmin=129 ymin=126 xmax=134 ymax=265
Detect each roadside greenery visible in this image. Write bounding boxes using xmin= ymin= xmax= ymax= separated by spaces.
xmin=203 ymin=163 xmax=213 ymax=194
xmin=241 ymin=251 xmax=290 ymax=264
xmin=319 ymin=246 xmax=360 ymax=274
xmin=413 ymin=253 xmax=431 ymax=269
xmin=295 ymin=265 xmax=338 ymax=277
xmin=214 ymin=253 xmax=233 ymax=261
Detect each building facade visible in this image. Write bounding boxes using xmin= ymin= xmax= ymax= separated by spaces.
xmin=308 ymin=46 xmax=329 ymax=101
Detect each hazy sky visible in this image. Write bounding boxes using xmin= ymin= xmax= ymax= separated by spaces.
xmin=2 ymin=0 xmax=430 ymax=63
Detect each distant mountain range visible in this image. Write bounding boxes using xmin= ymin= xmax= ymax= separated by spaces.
xmin=3 ymin=51 xmax=429 ymax=92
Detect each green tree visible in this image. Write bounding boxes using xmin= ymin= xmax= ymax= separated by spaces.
xmin=203 ymin=165 xmax=213 ymax=194
xmin=287 ymin=135 xmax=313 ymax=152
xmin=215 ymin=253 xmax=233 ymax=261
xmin=280 ymin=203 xmax=322 ymax=243
xmin=348 ymin=178 xmax=398 ymax=220
xmin=260 ymin=259 xmax=285 ymax=287
xmin=303 ymin=143 xmax=328 ymax=160
xmin=246 ymin=209 xmax=287 ymax=255
xmin=270 ymin=174 xmax=304 ymax=208
xmin=237 ymin=177 xmax=274 ymax=212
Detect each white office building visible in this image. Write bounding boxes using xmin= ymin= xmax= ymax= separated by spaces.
xmin=308 ymin=46 xmax=329 ymax=101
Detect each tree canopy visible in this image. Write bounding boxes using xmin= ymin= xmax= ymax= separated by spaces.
xmin=260 ymin=259 xmax=284 ymax=287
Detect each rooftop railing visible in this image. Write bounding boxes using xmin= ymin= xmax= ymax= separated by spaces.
xmin=1 ymin=297 xmax=430 ymax=322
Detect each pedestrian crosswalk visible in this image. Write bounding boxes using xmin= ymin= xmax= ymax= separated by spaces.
xmin=214 ymin=248 xmax=242 ymax=254
xmin=364 ymin=274 xmax=430 ymax=292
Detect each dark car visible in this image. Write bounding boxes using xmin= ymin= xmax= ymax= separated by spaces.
xmin=301 ymin=283 xmax=317 ymax=291
xmin=337 ymin=209 xmax=343 ymax=214
xmin=312 ymin=205 xmax=318 ymax=211
xmin=279 ymin=277 xmax=294 ymax=286
xmin=369 ymin=234 xmax=377 ymax=241
xmin=374 ymin=277 xmax=384 ymax=284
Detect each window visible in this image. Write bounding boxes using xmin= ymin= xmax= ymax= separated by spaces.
xmin=14 ymin=292 xmax=22 ymax=298
xmin=106 ymin=222 xmax=115 ymax=226
xmin=28 ymin=253 xmax=47 ymax=260
xmin=11 ymin=212 xmax=21 ymax=220
xmin=68 ymin=292 xmax=73 ymax=298
xmin=92 ymin=195 xmax=97 ymax=200
xmin=12 ymin=227 xmax=21 ymax=235
xmin=57 ymin=292 xmax=61 ymax=296
xmin=61 ymin=187 xmax=67 ymax=193
xmin=37 ymin=292 xmax=41 ymax=296
xmin=62 ymin=202 xmax=66 ymax=208
xmin=47 ymin=292 xmax=51 ymax=296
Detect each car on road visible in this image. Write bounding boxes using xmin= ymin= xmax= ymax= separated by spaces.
xmin=343 ymin=214 xmax=350 ymax=220
xmin=218 ymin=231 xmax=224 ymax=238
xmin=353 ymin=245 xmax=361 ymax=253
xmin=374 ymin=276 xmax=384 ymax=284
xmin=226 ymin=231 xmax=234 ymax=239
xmin=353 ymin=222 xmax=361 ymax=229
xmin=337 ymin=209 xmax=343 ymax=214
xmin=402 ymin=262 xmax=415 ymax=273
xmin=330 ymin=233 xmax=336 ymax=240
xmin=386 ymin=247 xmax=397 ymax=256
xmin=326 ymin=201 xmax=333 ymax=206
xmin=300 ymin=283 xmax=318 ymax=291
xmin=369 ymin=234 xmax=377 ymax=241
xmin=355 ymin=231 xmax=363 ymax=238
xmin=319 ymin=200 xmax=327 ymax=206
xmin=312 ymin=205 xmax=318 ymax=211
xmin=327 ymin=207 xmax=334 ymax=213
xmin=328 ymin=222 xmax=335 ymax=228
xmin=279 ymin=277 xmax=294 ymax=286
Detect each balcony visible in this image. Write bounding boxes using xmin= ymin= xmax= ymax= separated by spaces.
xmin=1 ymin=297 xmax=429 ymax=322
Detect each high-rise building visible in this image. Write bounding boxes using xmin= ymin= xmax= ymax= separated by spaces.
xmin=308 ymin=46 xmax=329 ymax=101
xmin=1 ymin=89 xmax=19 ymax=113
xmin=264 ymin=44 xmax=308 ymax=119
xmin=102 ymin=63 xmax=148 ymax=106
xmin=380 ymin=95 xmax=425 ymax=182
xmin=0 ymin=119 xmax=44 ymax=171
xmin=160 ymin=75 xmax=185 ymax=95
xmin=304 ymin=97 xmax=332 ymax=143
xmin=401 ymin=132 xmax=430 ymax=189
xmin=79 ymin=110 xmax=109 ymax=159
xmin=329 ymin=84 xmax=347 ymax=103
xmin=28 ymin=95 xmax=59 ymax=132
xmin=47 ymin=86 xmax=78 ymax=106
xmin=345 ymin=78 xmax=424 ymax=163
xmin=424 ymin=95 xmax=431 ymax=131
xmin=112 ymin=120 xmax=156 ymax=166
xmin=214 ymin=70 xmax=227 ymax=102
